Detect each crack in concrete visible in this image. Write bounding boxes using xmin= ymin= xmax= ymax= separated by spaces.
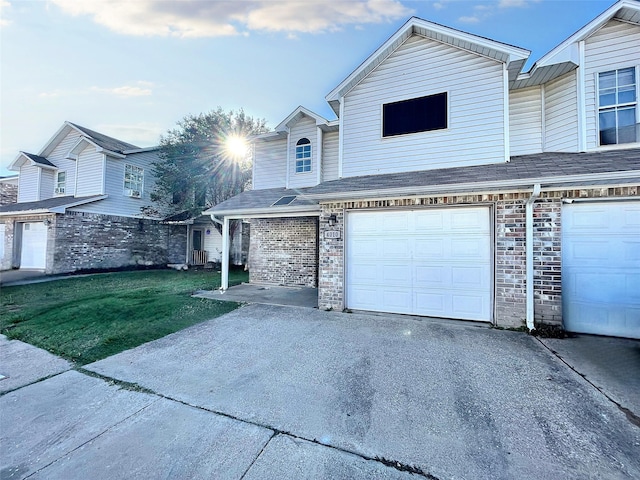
xmin=535 ymin=338 xmax=640 ymax=429
xmin=238 ymin=431 xmax=277 ymax=480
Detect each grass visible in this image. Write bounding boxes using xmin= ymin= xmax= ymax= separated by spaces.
xmin=0 ymin=268 xmax=248 ymax=365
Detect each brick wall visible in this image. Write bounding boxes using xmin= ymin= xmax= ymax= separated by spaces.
xmin=249 ymin=217 xmax=318 ymax=287
xmin=0 ymin=181 xmax=18 ymax=205
xmin=52 ymin=212 xmax=169 ymax=274
xmin=316 ymin=185 xmax=638 ymax=329
xmin=167 ymin=225 xmax=187 ymax=264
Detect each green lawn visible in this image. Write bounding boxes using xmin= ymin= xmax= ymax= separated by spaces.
xmin=0 ymin=269 xmax=248 ymax=365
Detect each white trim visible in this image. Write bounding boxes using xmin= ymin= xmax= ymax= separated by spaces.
xmin=540 ymin=84 xmax=546 ymax=151
xmin=219 ymin=211 xmax=320 ymax=220
xmin=338 ymin=97 xmax=344 ymax=178
xmin=317 ymin=127 xmax=323 ymax=185
xmin=285 ymin=127 xmax=291 ymax=189
xmin=36 ymin=167 xmax=41 ymax=201
xmin=577 ymin=41 xmax=587 ymax=151
xmin=221 ymin=217 xmax=230 ymax=290
xmin=503 ymin=64 xmax=510 ymax=162
xmin=562 ymin=195 xmax=640 ymax=204
xmin=0 ymin=195 xmax=108 ymax=216
xmin=101 ymin=154 xmax=107 ymax=195
xmin=208 ymin=205 xmax=320 ymax=217
xmin=525 ymin=184 xmax=541 ymax=332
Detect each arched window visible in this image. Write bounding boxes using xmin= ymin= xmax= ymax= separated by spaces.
xmin=295 ymin=138 xmax=311 ymax=173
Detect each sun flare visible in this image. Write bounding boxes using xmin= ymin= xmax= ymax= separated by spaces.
xmin=224 ymin=134 xmax=249 ymax=158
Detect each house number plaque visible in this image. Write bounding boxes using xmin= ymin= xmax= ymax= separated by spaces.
xmin=324 ymin=230 xmax=341 ymax=239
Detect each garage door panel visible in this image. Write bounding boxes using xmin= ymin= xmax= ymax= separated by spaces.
xmin=21 ymin=222 xmax=47 ymax=269
xmin=563 ymin=202 xmax=640 ymax=338
xmin=347 ymin=207 xmax=491 ymax=322
xmin=350 ymin=238 xmax=378 ymax=257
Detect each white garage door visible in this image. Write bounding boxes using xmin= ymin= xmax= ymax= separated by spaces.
xmin=563 ymin=202 xmax=640 ymax=339
xmin=21 ymin=222 xmax=47 ymax=269
xmin=346 ymin=207 xmax=492 ymax=321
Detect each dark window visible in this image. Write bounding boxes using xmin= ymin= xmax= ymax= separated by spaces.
xmin=383 ymin=92 xmax=448 ymax=137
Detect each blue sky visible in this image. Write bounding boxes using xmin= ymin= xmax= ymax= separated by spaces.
xmin=0 ymin=0 xmax=618 ymax=175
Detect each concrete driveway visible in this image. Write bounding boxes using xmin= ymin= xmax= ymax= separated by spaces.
xmin=1 ymin=305 xmax=639 ymax=480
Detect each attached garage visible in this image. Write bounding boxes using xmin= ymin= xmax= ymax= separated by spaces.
xmin=562 ymin=201 xmax=640 ymax=339
xmin=20 ymin=222 xmax=47 ymax=269
xmin=346 ymin=206 xmax=492 ymax=321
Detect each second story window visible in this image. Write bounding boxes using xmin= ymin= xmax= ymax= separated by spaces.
xmin=598 ymin=67 xmax=637 ymax=145
xmin=55 ymin=171 xmax=66 ymax=195
xmin=383 ymin=92 xmax=448 ymax=137
xmin=295 ymin=138 xmax=312 ymax=173
xmin=124 ymin=164 xmax=143 ymax=198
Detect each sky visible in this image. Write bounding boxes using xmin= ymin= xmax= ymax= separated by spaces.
xmin=0 ymin=0 xmax=620 ymax=175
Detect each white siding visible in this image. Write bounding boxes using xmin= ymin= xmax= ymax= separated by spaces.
xmin=341 ymin=35 xmax=506 ymax=177
xmin=544 ymin=70 xmax=579 ymax=152
xmin=253 ymin=138 xmax=287 ymax=190
xmin=204 ymin=227 xmax=223 ymax=262
xmin=584 ymin=20 xmax=640 ymax=150
xmin=322 ymin=131 xmax=340 ymax=181
xmin=17 ymin=164 xmax=39 ymax=202
xmin=288 ymin=116 xmax=318 ymax=189
xmin=71 ymin=150 xmax=162 ymax=218
xmin=75 ymin=145 xmax=104 ymax=196
xmin=39 ymin=169 xmax=55 ymax=200
xmin=46 ymin=130 xmax=81 ymax=196
xmin=509 ymin=86 xmax=543 ymax=156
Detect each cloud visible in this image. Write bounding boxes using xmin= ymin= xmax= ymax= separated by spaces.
xmin=458 ymin=0 xmax=538 ymax=23
xmin=458 ymin=15 xmax=481 ymax=24
xmin=1 ymin=0 xmax=11 ymax=27
xmin=90 ymin=85 xmax=153 ymax=97
xmin=50 ymin=0 xmax=412 ymax=38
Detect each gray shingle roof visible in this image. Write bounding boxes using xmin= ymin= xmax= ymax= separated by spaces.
xmin=207 ymin=149 xmax=640 ymax=214
xmin=69 ymin=123 xmax=139 ymax=153
xmin=0 ymin=195 xmax=105 ymax=214
xmin=206 ymin=187 xmax=317 ymax=214
xmin=21 ymin=152 xmax=55 ymax=167
xmin=306 ymin=149 xmax=640 ymax=197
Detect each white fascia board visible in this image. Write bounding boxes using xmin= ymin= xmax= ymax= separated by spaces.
xmin=274 ymin=106 xmax=329 ymax=132
xmin=0 ymin=209 xmax=51 ymax=217
xmin=39 ymin=122 xmax=74 ymax=157
xmin=204 ymin=204 xmax=320 ymax=217
xmin=325 ymin=16 xmax=529 ymax=104
xmin=253 ymin=131 xmax=287 ymax=142
xmin=526 ymin=0 xmax=638 ymax=72
xmin=123 ymin=146 xmax=161 ymax=154
xmin=9 ymin=153 xmax=29 ymax=171
xmin=306 ymin=170 xmax=640 ymax=202
xmin=0 ymin=175 xmax=18 ymax=183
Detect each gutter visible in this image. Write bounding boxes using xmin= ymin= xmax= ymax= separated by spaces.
xmin=525 ymin=184 xmax=541 ymax=332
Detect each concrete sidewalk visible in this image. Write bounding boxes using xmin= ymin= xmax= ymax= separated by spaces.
xmin=2 ymin=306 xmax=639 ymax=479
xmin=195 ymin=283 xmax=318 ymax=308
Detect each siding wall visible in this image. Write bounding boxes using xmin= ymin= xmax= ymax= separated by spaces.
xmin=75 ymin=145 xmax=104 ymax=196
xmin=253 ymin=138 xmax=287 ymax=190
xmin=17 ymin=164 xmax=39 ymax=202
xmin=47 ymin=129 xmax=82 ymax=197
xmin=584 ymin=20 xmax=640 ymax=150
xmin=288 ymin=116 xmax=318 ymax=189
xmin=509 ymin=86 xmax=543 ymax=155
xmin=40 ymin=169 xmax=55 ymax=199
xmin=71 ymin=150 xmax=162 ymax=218
xmin=341 ymin=35 xmax=506 ymax=177
xmin=322 ymin=131 xmax=340 ymax=181
xmin=544 ymin=70 xmax=579 ymax=152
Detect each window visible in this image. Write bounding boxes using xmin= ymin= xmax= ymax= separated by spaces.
xmin=295 ymin=138 xmax=311 ymax=173
xmin=124 ymin=164 xmax=144 ymax=198
xmin=55 ymin=171 xmax=66 ymax=194
xmin=383 ymin=92 xmax=448 ymax=137
xmin=598 ymin=67 xmax=637 ymax=145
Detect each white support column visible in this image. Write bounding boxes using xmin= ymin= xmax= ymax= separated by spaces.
xmin=316 ymin=126 xmax=323 ymax=185
xmin=285 ymin=127 xmax=291 ymax=189
xmin=503 ymin=64 xmax=510 ymax=162
xmin=221 ymin=216 xmax=230 ymax=290
xmin=338 ymin=97 xmax=344 ymax=178
xmin=577 ymin=40 xmax=587 ymax=152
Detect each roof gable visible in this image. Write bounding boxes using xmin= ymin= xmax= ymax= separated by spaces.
xmin=325 ymin=16 xmax=530 ymax=115
xmin=9 ymin=152 xmax=57 ymax=171
xmin=39 ymin=121 xmax=140 ymax=158
xmin=513 ymin=0 xmax=640 ymax=89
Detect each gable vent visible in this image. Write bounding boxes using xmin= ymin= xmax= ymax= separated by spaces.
xmin=272 ymin=195 xmax=297 ymax=206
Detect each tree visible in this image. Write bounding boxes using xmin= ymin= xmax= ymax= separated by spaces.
xmin=150 ymin=107 xmax=268 ymax=217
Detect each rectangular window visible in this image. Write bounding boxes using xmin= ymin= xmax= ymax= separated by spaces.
xmin=55 ymin=171 xmax=66 ymax=194
xmin=124 ymin=164 xmax=144 ymax=198
xmin=295 ymin=144 xmax=312 ymax=173
xmin=598 ymin=67 xmax=637 ymax=145
xmin=383 ymin=92 xmax=448 ymax=137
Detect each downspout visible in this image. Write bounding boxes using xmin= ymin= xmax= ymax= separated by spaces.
xmin=525 ymin=184 xmax=541 ymax=332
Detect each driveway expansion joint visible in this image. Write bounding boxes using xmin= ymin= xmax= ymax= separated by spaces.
xmin=79 ymin=368 xmax=440 ymax=479
xmin=535 ymin=338 xmax=640 ymax=429
xmin=0 ymin=370 xmax=72 ymax=397
xmin=238 ymin=431 xmax=277 ymax=480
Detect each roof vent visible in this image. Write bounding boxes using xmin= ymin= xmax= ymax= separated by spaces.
xmin=272 ymin=195 xmax=297 ymax=206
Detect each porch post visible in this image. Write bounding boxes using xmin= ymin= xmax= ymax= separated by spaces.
xmin=221 ymin=216 xmax=230 ymax=290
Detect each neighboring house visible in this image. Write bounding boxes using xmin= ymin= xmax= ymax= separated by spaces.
xmin=0 ymin=122 xmax=230 ymax=273
xmin=208 ymin=0 xmax=640 ymax=339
